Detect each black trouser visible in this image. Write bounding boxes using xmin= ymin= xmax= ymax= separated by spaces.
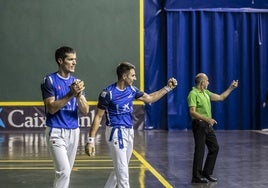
xmin=192 ymin=120 xmax=219 ymax=178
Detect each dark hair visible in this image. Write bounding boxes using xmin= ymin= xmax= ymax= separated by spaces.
xmin=116 ymin=62 xmax=135 ymax=80
xmin=55 ymin=46 xmax=76 ymax=64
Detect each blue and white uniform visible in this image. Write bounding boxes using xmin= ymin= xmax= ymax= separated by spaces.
xmin=41 ymin=72 xmax=80 ymax=188
xmin=97 ymin=83 xmax=143 ymax=188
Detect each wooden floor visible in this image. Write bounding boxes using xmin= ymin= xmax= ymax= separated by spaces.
xmin=0 ymin=129 xmax=268 ymax=188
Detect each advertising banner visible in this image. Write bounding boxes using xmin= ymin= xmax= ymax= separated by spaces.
xmin=0 ymin=106 xmax=145 ymax=131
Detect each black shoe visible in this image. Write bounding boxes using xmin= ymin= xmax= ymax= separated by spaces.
xmin=191 ymin=177 xmax=209 ymax=183
xmin=204 ymin=175 xmax=217 ymax=182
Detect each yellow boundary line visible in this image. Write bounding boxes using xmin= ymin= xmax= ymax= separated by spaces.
xmin=1 ymin=152 xmax=173 ymax=187
xmin=139 ymin=0 xmax=144 ymax=91
xmin=1 ymin=154 xmax=173 ymax=187
xmin=133 ymin=149 xmax=174 ymax=188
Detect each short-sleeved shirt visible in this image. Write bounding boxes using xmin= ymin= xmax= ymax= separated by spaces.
xmin=97 ymin=83 xmax=144 ymax=128
xmin=41 ymin=72 xmax=79 ymax=129
xmin=187 ymin=87 xmax=212 ymax=119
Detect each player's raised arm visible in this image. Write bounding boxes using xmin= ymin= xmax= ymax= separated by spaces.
xmin=138 ymin=77 xmax=178 ymax=103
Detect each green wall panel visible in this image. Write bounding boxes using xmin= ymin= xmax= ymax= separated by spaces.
xmin=0 ymin=0 xmax=140 ymax=101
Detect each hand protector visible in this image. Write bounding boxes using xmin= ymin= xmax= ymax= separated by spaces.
xmin=85 ymin=143 xmax=95 ymax=156
xmin=71 ymin=79 xmax=85 ymax=97
xmin=73 ymin=79 xmax=85 ymax=89
xmin=85 ymin=137 xmax=95 ymax=156
xmin=167 ymin=77 xmax=178 ymax=90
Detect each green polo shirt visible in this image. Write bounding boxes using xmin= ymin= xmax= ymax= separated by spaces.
xmin=187 ymin=87 xmax=212 ymax=118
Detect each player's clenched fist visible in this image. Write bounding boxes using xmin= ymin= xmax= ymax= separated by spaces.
xmin=70 ymin=79 xmax=85 ymax=97
xmin=74 ymin=79 xmax=85 ymax=89
xmin=72 ymin=79 xmax=85 ymax=90
xmin=166 ymin=77 xmax=178 ymax=91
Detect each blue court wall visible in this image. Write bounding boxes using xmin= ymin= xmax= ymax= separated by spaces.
xmin=144 ymin=0 xmax=268 ymax=130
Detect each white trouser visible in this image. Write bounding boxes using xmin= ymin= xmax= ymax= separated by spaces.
xmin=45 ymin=127 xmax=80 ymax=188
xmin=104 ymin=126 xmax=134 ymax=188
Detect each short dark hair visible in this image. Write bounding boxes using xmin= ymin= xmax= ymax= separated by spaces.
xmin=55 ymin=46 xmax=76 ymax=64
xmin=116 ymin=62 xmax=135 ymax=80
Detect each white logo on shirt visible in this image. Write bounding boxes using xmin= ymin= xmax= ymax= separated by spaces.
xmin=101 ymin=91 xmax=107 ymax=98
xmin=123 ymin=103 xmax=130 ymax=111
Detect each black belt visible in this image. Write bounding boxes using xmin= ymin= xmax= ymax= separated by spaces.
xmin=192 ymin=119 xmax=213 ymax=128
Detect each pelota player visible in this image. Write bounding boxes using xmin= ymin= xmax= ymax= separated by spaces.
xmin=85 ymin=62 xmax=177 ymax=188
xmin=41 ymin=46 xmax=89 ymax=188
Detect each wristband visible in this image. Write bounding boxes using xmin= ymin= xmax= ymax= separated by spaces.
xmin=164 ymin=86 xmax=172 ymax=92
xmin=87 ymin=137 xmax=95 ymax=144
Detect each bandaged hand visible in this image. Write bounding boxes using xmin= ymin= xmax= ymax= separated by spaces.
xmin=165 ymin=77 xmax=178 ymax=92
xmin=85 ymin=137 xmax=95 ymax=156
xmin=70 ymin=79 xmax=85 ymax=97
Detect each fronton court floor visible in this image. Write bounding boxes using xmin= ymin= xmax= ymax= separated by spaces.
xmin=1 ymin=129 xmax=268 ymax=188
